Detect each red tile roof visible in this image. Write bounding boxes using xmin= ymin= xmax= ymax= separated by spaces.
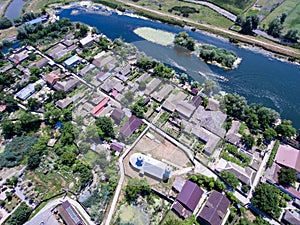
xmin=91 ymin=97 xmax=109 ymax=117
xmin=45 ymin=73 xmax=60 ymax=85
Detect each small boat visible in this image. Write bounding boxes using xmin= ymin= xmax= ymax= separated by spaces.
xmin=219 ymin=76 xmax=229 ymax=82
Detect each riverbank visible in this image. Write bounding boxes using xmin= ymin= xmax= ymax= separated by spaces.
xmin=0 ymin=0 xmax=13 ymax=17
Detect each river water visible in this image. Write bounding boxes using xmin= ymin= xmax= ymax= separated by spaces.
xmin=5 ymin=0 xmax=27 ymax=21
xmin=60 ymin=8 xmax=300 ymax=129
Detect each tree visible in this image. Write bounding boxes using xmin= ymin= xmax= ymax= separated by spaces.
xmin=27 ymin=98 xmax=41 ymax=111
xmin=6 ymin=204 xmax=31 ymax=225
xmin=251 ymin=183 xmax=281 ymax=218
xmin=278 ymin=167 xmax=297 ymax=186
xmin=174 ymin=32 xmax=195 ymax=51
xmin=280 ymin=12 xmax=288 ymax=24
xmin=0 ymin=17 xmax=12 ymax=29
xmin=138 ymin=81 xmax=146 ymax=91
xmin=95 ymin=117 xmax=115 ymax=139
xmin=275 ymin=120 xmax=296 ymax=139
xmin=240 ymin=15 xmax=259 ymax=35
xmin=284 ymin=29 xmax=299 ymax=42
xmin=235 ymin=15 xmax=243 ymax=26
xmin=180 ymin=73 xmax=188 ymax=84
xmin=264 ymin=128 xmax=277 ymax=141
xmin=267 ymin=18 xmax=282 ymax=38
xmin=125 ymin=178 xmax=151 ymax=201
xmin=242 ymin=134 xmax=255 ymax=148
xmin=221 ymin=93 xmax=247 ymax=120
xmin=219 ymin=171 xmax=239 ymax=188
xmin=29 ymin=66 xmax=41 ymax=77
xmin=163 ymin=219 xmax=181 ymax=225
xmin=60 ymin=150 xmax=76 ymax=166
xmin=203 ymin=79 xmax=217 ymax=96
xmin=153 ymin=63 xmax=174 ymax=78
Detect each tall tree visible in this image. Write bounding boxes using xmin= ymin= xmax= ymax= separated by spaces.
xmin=278 ymin=168 xmax=297 ymax=186
xmin=267 ymin=18 xmax=282 ymax=38
xmin=251 ymin=183 xmax=281 ymax=218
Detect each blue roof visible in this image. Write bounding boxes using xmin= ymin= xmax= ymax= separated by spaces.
xmin=64 ymin=55 xmax=81 ymax=66
xmin=16 ymin=83 xmax=36 ymax=100
xmin=26 ymin=17 xmax=46 ymax=25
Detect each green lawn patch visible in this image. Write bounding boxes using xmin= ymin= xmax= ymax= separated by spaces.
xmin=267 ymin=140 xmax=280 ymax=168
xmin=220 ymin=144 xmax=251 ymax=167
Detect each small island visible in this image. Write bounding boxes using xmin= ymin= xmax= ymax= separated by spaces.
xmin=133 ymin=27 xmax=175 ymax=46
xmin=174 ymin=32 xmax=241 ymax=69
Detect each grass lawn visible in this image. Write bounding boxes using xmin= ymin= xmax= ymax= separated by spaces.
xmin=83 ymin=150 xmax=98 ymax=167
xmin=5 ymin=195 xmax=20 ymax=213
xmin=261 ymin=0 xmax=300 ymax=31
xmin=202 ymin=0 xmax=256 ymax=15
xmin=129 ymin=0 xmax=233 ymax=28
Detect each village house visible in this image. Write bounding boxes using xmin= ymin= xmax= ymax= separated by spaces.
xmin=64 ymin=55 xmax=82 ymax=67
xmin=79 ymin=35 xmax=94 ymax=48
xmin=172 ymin=180 xmax=204 ymax=219
xmin=15 ymin=80 xmax=46 ymax=100
xmin=55 ymin=97 xmax=73 ymax=109
xmin=225 ymin=120 xmax=242 ymax=146
xmin=119 ymin=115 xmax=143 ymax=138
xmin=197 ymin=190 xmax=230 ymax=225
xmin=45 ymin=73 xmax=60 ymax=86
xmin=57 ymin=200 xmax=86 ymax=225
xmin=111 ymin=108 xmax=125 ymax=124
xmin=53 ymin=78 xmax=80 ymax=93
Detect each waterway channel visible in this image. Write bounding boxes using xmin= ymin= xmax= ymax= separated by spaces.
xmin=5 ymin=0 xmax=27 ymax=21
xmin=60 ymin=8 xmax=300 ymax=129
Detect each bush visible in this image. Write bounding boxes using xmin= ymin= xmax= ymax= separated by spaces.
xmin=0 ymin=17 xmax=12 ymax=29
xmin=267 ymin=140 xmax=279 ymax=167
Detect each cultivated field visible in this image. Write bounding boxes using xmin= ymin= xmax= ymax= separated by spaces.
xmin=261 ymin=0 xmax=300 ymax=32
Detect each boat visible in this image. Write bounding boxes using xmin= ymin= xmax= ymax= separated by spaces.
xmin=219 ymin=76 xmax=229 ymax=82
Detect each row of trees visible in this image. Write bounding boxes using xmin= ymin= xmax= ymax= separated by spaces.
xmin=267 ymin=13 xmax=299 ymax=42
xmin=236 ymin=15 xmax=259 ymax=35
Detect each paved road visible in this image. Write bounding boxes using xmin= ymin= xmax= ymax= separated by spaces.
xmin=104 ymin=124 xmax=150 ymax=225
xmin=117 ymin=0 xmax=300 ymax=57
xmin=181 ymin=0 xmax=237 ymax=21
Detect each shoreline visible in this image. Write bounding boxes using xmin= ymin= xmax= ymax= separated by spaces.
xmin=52 ymin=1 xmax=299 ymax=67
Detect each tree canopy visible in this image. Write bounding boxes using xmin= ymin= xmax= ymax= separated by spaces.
xmin=251 ymin=183 xmax=282 ymax=218
xmin=219 ymin=171 xmax=239 ymax=188
xmin=0 ymin=17 xmax=12 ymax=30
xmin=125 ymin=178 xmax=151 ymax=201
xmin=6 ymin=204 xmax=31 ymax=225
xmin=95 ymin=116 xmax=115 ymax=140
xmin=278 ymin=167 xmax=297 ymax=186
xmin=174 ymin=32 xmax=195 ymax=51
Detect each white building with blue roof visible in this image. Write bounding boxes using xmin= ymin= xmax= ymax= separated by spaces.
xmin=64 ymin=55 xmax=82 ymax=67
xmin=15 ymin=79 xmax=46 ymax=100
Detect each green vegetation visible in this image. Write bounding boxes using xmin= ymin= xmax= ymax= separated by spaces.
xmin=236 ymin=15 xmax=260 ymax=35
xmin=267 ymin=140 xmax=280 ymax=168
xmin=168 ymin=6 xmax=199 ymax=17
xmin=237 ymin=216 xmax=271 ymax=225
xmin=189 ymin=174 xmax=226 ymax=192
xmin=125 ymin=178 xmax=151 ymax=202
xmin=221 ymin=93 xmax=281 ymax=133
xmin=220 ymin=144 xmax=251 ymax=167
xmin=251 ymin=183 xmax=285 ymax=218
xmin=278 ymin=167 xmax=297 ymax=186
xmin=95 ymin=116 xmax=115 ymax=140
xmin=198 ymin=45 xmax=237 ymax=68
xmin=16 ymin=18 xmax=78 ymax=47
xmin=131 ymin=97 xmax=148 ymax=118
xmin=174 ymin=32 xmax=195 ymax=51
xmin=261 ymin=0 xmax=300 ymax=32
xmin=153 ymin=63 xmax=175 ymax=78
xmin=0 ymin=17 xmax=12 ymax=30
xmin=219 ymin=171 xmax=239 ymax=188
xmin=275 ymin=120 xmax=296 ymax=139
xmin=6 ymin=203 xmax=31 ymax=225
xmin=203 ymin=0 xmax=256 ymax=15
xmin=0 ymin=136 xmax=37 ymax=169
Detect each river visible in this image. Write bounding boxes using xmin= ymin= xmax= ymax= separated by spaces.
xmin=60 ymin=8 xmax=300 ymax=129
xmin=5 ymin=0 xmax=27 ymax=21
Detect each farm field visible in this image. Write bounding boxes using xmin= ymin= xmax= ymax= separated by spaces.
xmin=128 ymin=0 xmax=233 ymax=28
xmin=261 ymin=0 xmax=300 ymax=31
